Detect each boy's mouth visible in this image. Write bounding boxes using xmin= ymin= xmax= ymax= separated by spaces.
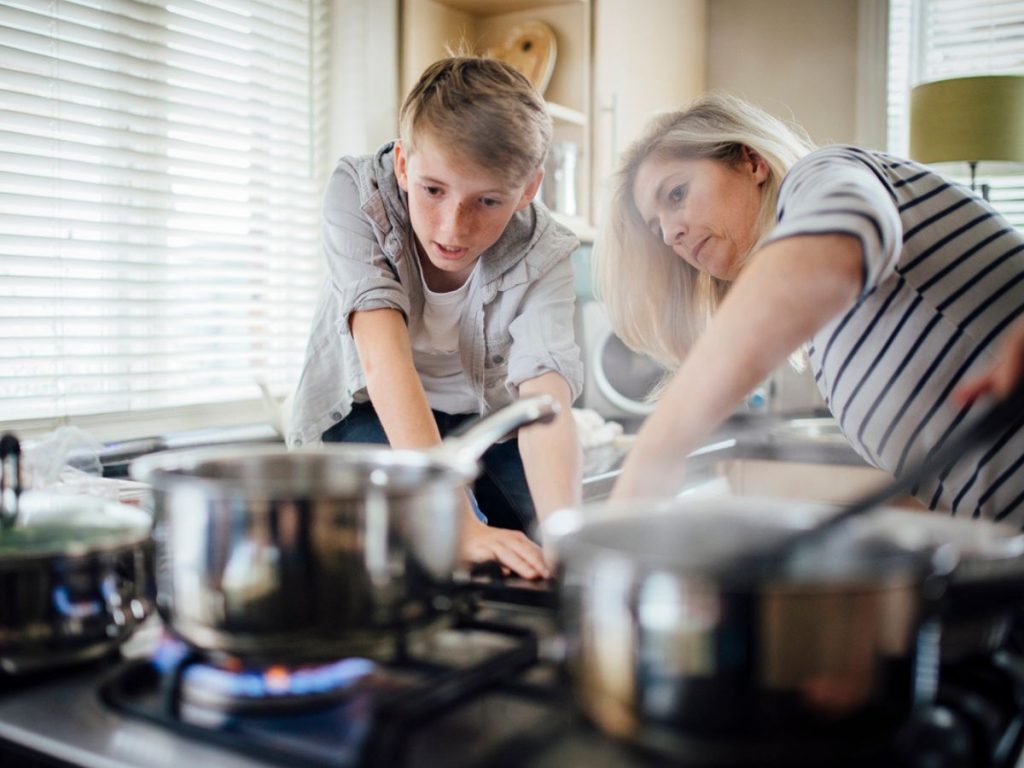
xmin=434 ymin=242 xmax=468 ymax=260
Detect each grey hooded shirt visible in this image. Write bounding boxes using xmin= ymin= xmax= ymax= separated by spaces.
xmin=287 ymin=142 xmax=583 ymax=447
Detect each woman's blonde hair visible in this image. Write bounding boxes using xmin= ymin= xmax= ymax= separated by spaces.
xmin=592 ymin=93 xmax=816 ymax=372
xmin=399 ymin=56 xmax=552 ymax=187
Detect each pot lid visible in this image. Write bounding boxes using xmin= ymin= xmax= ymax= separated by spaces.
xmin=0 ymin=491 xmax=152 ymax=560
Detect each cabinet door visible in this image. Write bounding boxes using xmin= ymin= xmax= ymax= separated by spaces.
xmin=592 ymin=0 xmax=706 ymax=221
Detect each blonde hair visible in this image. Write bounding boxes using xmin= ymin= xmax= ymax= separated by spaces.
xmin=593 ymin=93 xmax=816 ymax=372
xmin=399 ymin=56 xmax=552 ymax=187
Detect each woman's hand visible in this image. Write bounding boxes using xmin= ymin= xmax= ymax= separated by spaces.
xmin=460 ymin=519 xmax=551 ymax=580
xmin=955 ymin=319 xmax=1024 ymax=405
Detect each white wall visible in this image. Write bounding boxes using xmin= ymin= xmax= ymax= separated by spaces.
xmin=707 ymin=0 xmax=860 ymax=146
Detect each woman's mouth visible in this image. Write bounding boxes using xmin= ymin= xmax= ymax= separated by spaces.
xmin=691 ymin=237 xmax=710 ymax=265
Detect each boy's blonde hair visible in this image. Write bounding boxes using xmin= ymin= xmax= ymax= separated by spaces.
xmin=592 ymin=93 xmax=816 ymax=373
xmin=399 ymin=56 xmax=552 ymax=187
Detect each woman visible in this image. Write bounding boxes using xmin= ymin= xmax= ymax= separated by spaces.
xmin=596 ymin=93 xmax=1024 ymax=525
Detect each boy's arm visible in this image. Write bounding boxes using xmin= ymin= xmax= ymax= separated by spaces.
xmin=351 ymin=307 xmax=550 ymax=579
xmin=517 ymin=372 xmax=581 ymax=524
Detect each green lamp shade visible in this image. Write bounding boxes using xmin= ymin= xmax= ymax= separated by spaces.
xmin=910 ymin=75 xmax=1024 ymax=175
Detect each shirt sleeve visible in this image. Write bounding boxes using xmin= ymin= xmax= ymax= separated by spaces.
xmin=322 ymin=162 xmax=410 ymax=336
xmin=505 ymin=253 xmax=584 ymax=401
xmin=762 ymin=146 xmax=903 ymax=295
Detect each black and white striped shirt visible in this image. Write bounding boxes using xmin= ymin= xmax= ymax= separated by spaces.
xmin=766 ymin=145 xmax=1024 ymax=526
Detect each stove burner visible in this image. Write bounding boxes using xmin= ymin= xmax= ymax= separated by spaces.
xmin=149 ymin=633 xmax=380 ymax=716
xmin=100 ymin=618 xmax=540 ymax=768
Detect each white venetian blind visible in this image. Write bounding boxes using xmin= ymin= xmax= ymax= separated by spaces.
xmin=0 ymin=0 xmax=330 ymax=436
xmin=888 ymin=0 xmax=1024 ymax=227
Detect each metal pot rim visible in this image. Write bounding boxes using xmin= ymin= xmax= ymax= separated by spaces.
xmin=548 ymin=496 xmax=939 ymax=587
xmin=130 ymin=442 xmax=477 ymax=497
xmin=0 ymin=492 xmax=152 ymax=562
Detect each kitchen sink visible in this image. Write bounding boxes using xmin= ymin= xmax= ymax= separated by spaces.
xmin=582 ymin=412 xmax=918 ymax=508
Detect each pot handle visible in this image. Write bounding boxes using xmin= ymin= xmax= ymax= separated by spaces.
xmin=0 ymin=433 xmax=21 ymax=531
xmin=433 ymin=396 xmax=560 ymax=475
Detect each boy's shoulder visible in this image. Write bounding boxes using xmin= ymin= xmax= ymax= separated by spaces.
xmin=326 ymin=144 xmax=408 ymax=234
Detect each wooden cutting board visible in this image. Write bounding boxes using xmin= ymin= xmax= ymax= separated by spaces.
xmin=486 ymin=20 xmax=557 ymax=95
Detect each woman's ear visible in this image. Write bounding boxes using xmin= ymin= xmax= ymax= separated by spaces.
xmin=742 ymin=146 xmax=770 ymax=185
xmin=516 ymin=168 xmax=545 ymax=211
xmin=394 ymin=140 xmax=409 ymax=191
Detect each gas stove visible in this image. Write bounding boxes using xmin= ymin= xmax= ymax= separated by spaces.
xmin=1 ymin=578 xmax=1023 ymax=768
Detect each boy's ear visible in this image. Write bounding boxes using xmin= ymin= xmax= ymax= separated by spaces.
xmin=394 ymin=140 xmax=409 ymax=191
xmin=516 ymin=168 xmax=544 ymax=211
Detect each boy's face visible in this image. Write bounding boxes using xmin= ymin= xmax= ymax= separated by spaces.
xmin=395 ymin=132 xmax=542 ymax=286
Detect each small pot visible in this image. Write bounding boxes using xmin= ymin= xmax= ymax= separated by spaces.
xmin=546 ymin=495 xmax=1024 ymax=758
xmin=546 ymin=497 xmax=950 ymax=757
xmin=130 ymin=396 xmax=558 ymax=663
xmin=0 ymin=436 xmax=154 ymax=675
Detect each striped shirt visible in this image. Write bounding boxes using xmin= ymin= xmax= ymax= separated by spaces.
xmin=764 ymin=145 xmax=1024 ymax=526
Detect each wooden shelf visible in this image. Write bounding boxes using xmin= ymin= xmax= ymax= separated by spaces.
xmin=431 ymin=0 xmax=585 ymax=16
xmin=551 ymin=211 xmax=597 ymax=243
xmin=546 ymin=101 xmax=586 ymax=125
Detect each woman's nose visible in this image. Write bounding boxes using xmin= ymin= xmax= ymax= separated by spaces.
xmin=661 ymin=213 xmax=685 ymax=247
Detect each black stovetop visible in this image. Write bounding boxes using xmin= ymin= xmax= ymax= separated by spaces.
xmin=2 ymin=580 xmax=1024 ymax=768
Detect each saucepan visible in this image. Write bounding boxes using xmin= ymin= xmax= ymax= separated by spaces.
xmin=0 ymin=435 xmax=154 ymax=674
xmin=544 ymin=383 xmax=1024 ymax=759
xmin=130 ymin=396 xmax=558 ymax=663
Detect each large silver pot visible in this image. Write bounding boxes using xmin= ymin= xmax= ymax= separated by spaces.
xmin=545 ymin=496 xmax=1024 ymax=759
xmin=130 ymin=396 xmax=558 ymax=663
xmin=1 ymin=436 xmax=153 ymax=674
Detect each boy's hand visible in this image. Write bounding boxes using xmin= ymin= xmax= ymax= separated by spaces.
xmin=461 ymin=520 xmax=551 ymax=580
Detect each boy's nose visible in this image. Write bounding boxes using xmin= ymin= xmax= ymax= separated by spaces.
xmin=442 ymin=202 xmax=470 ymax=238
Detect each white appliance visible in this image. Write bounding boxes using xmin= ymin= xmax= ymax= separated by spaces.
xmin=577 ymin=300 xmax=667 ymax=419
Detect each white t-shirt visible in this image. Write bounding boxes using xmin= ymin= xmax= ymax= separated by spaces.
xmin=408 ymin=261 xmax=480 ymax=414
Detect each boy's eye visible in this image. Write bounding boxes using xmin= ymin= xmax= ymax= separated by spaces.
xmin=423 ymin=185 xmax=443 ymax=197
xmin=480 ymin=197 xmax=502 ymax=208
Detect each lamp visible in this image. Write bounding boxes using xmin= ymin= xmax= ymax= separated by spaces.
xmin=909 ymin=74 xmax=1024 ymax=201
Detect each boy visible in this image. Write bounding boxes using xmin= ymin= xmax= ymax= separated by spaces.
xmin=288 ymin=56 xmax=582 ymax=579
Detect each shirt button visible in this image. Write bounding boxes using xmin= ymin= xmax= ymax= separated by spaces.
xmin=492 ymin=354 xmax=504 ymax=364
xmin=330 ymin=411 xmax=342 ymax=420
xmin=293 ymin=438 xmax=303 ymax=446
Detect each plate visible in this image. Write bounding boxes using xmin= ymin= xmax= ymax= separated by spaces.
xmin=486 ymin=20 xmax=557 ymax=95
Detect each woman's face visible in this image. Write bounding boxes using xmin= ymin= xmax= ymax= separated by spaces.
xmin=631 ymin=149 xmax=768 ymax=281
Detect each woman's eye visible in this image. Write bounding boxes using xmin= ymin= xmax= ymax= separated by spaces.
xmin=668 ymin=184 xmax=687 ymax=203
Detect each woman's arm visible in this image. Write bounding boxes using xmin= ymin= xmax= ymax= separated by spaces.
xmin=517 ymin=372 xmax=582 ymax=523
xmin=612 ymin=233 xmax=863 ymax=500
xmin=352 ymin=307 xmax=550 ymax=578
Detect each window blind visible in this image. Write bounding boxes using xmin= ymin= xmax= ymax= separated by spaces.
xmin=0 ymin=0 xmax=330 ymax=436
xmin=888 ymin=0 xmax=1024 ymax=228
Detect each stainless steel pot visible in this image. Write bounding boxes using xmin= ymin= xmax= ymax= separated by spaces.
xmin=545 ymin=495 xmax=1024 ymax=757
xmin=0 ymin=435 xmax=153 ymax=675
xmin=129 ymin=396 xmax=558 ymax=663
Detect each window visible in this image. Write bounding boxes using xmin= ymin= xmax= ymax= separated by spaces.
xmin=0 ymin=0 xmax=330 ymax=440
xmin=887 ymin=0 xmax=1024 ymax=227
